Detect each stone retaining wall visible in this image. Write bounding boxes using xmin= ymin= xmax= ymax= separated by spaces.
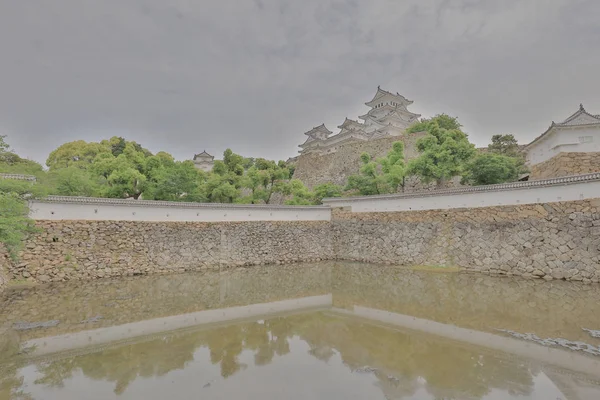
xmin=332 ymin=199 xmax=600 ymax=283
xmin=293 ymin=133 xmax=433 ymax=189
xmin=3 ymin=199 xmax=600 ymax=287
xmin=7 ymin=220 xmax=331 ymax=284
xmin=530 ymin=152 xmax=600 ymax=180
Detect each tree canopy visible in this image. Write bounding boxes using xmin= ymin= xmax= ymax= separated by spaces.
xmin=345 ymin=141 xmax=408 ymax=195
xmin=462 ymin=153 xmax=520 ymax=186
xmin=406 ymin=115 xmax=476 ymax=185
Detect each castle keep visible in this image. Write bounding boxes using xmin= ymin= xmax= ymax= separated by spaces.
xmin=299 ymin=87 xmax=421 ymax=156
xmin=292 ymin=87 xmax=427 ymax=189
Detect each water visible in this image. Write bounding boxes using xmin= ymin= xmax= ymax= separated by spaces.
xmin=1 ymin=262 xmax=600 ymax=399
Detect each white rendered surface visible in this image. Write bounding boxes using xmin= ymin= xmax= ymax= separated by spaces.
xmin=29 ymin=197 xmax=331 ymax=222
xmin=323 ymin=174 xmax=600 ymax=212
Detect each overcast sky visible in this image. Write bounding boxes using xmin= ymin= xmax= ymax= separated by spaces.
xmin=1 ymin=0 xmax=599 ymax=165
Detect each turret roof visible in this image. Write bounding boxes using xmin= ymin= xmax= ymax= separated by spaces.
xmin=365 ymin=86 xmax=413 ymax=107
xmin=303 ymin=123 xmax=333 ymax=136
xmin=193 ymin=150 xmax=214 ymax=160
xmin=527 ymin=104 xmax=600 ymax=148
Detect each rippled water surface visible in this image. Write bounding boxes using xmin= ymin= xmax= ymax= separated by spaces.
xmin=1 ymin=262 xmax=600 ymax=399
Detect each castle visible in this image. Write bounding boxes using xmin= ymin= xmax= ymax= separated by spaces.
xmin=299 ymin=87 xmax=421 ymax=155
xmin=192 ymin=150 xmax=215 ymax=172
xmin=293 ymin=87 xmax=600 ymax=187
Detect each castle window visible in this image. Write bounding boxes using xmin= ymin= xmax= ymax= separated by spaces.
xmin=579 ymin=136 xmax=593 ymax=143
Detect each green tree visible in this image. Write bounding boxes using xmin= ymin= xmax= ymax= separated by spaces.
xmin=312 ymin=183 xmax=342 ymax=204
xmin=0 ymin=193 xmax=37 ymax=260
xmin=46 ymin=140 xmax=111 ymax=170
xmin=380 ymin=141 xmax=407 ymax=192
xmin=146 ymin=161 xmax=201 ymax=201
xmin=48 ymin=167 xmax=98 ymax=197
xmin=206 ymin=174 xmax=239 ymax=203
xmin=223 ymin=149 xmax=245 ymax=176
xmin=284 ymin=179 xmax=314 ymax=205
xmin=0 ymin=176 xmax=45 ymax=260
xmin=406 ymin=113 xmax=462 ymax=133
xmin=407 ymin=115 xmax=476 ymax=186
xmin=487 ymin=134 xmax=520 ymax=157
xmin=346 ymin=153 xmax=387 ymax=195
xmin=0 ymin=135 xmax=9 ymax=153
xmin=487 ymin=134 xmax=527 ymax=175
xmin=462 ymin=153 xmax=520 ymax=186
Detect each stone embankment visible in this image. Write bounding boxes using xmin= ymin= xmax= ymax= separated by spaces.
xmin=530 ymin=152 xmax=600 ymax=180
xmin=333 ymin=199 xmax=600 ymax=283
xmin=2 ymin=198 xmax=600 ymax=289
xmin=8 ymin=220 xmax=331 ymax=284
xmin=292 ymin=133 xmax=459 ymax=191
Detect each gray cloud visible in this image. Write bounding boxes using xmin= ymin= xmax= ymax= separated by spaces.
xmin=1 ymin=0 xmax=599 ymax=164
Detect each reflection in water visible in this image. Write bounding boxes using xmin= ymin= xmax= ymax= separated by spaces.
xmin=1 ymin=262 xmax=600 ymax=399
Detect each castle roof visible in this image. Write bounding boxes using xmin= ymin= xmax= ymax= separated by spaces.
xmin=304 ymin=123 xmax=333 ymax=136
xmin=359 ymin=106 xmax=420 ymax=122
xmin=337 ymin=118 xmax=363 ymax=130
xmin=193 ymin=150 xmax=214 ymax=160
xmin=365 ymin=86 xmax=413 ymax=107
xmin=526 ymin=104 xmax=600 ymax=148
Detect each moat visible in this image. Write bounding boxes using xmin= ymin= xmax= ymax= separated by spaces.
xmin=1 ymin=262 xmax=600 ymax=399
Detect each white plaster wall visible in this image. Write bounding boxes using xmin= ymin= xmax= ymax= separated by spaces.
xmin=527 ymin=127 xmax=600 ymax=165
xmin=323 ymin=178 xmax=600 ymax=212
xmin=28 ymin=200 xmax=331 ymax=222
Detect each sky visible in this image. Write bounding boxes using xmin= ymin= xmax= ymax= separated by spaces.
xmin=1 ymin=0 xmax=599 ymax=165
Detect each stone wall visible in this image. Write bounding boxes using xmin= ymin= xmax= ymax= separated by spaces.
xmin=8 ymin=220 xmax=331 ymax=284
xmin=332 ymin=199 xmax=600 ymax=283
xmin=293 ymin=133 xmax=432 ymax=189
xmin=530 ymin=152 xmax=600 ymax=180
xmin=5 ymin=197 xmax=600 ymax=286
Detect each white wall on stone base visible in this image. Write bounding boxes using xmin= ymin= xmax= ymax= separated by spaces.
xmin=29 ymin=197 xmax=331 ymax=222
xmin=323 ymin=174 xmax=600 ymax=212
xmin=527 ymin=126 xmax=600 ymax=165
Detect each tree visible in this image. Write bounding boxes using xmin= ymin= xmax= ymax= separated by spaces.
xmin=407 ymin=116 xmax=476 ymax=186
xmin=284 ymin=179 xmax=314 ymax=205
xmin=46 ymin=140 xmax=111 ymax=170
xmin=487 ymin=134 xmax=520 ymax=157
xmin=406 ymin=113 xmax=462 ymax=133
xmin=49 ymin=167 xmax=98 ymax=197
xmin=345 ymin=153 xmax=388 ymax=195
xmin=0 ymin=192 xmax=38 ymax=260
xmin=146 ymin=161 xmax=201 ymax=201
xmin=205 ymin=174 xmax=239 ymax=203
xmin=380 ymin=141 xmax=407 ymax=192
xmin=312 ymin=183 xmax=342 ymax=204
xmin=223 ymin=149 xmax=245 ymax=176
xmin=487 ymin=134 xmax=527 ymax=175
xmin=0 ymin=135 xmax=10 ymax=153
xmin=462 ymin=153 xmax=520 ymax=186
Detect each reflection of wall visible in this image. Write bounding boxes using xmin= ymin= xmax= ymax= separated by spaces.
xmin=332 ymin=199 xmax=600 ymax=282
xmin=0 ymin=263 xmax=333 ymax=340
xmin=11 ymin=311 xmax=594 ymax=400
xmin=331 ymin=264 xmax=600 ymax=342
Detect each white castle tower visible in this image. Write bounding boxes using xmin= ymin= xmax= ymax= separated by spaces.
xmin=193 ymin=150 xmax=215 ymax=172
xmin=299 ymin=87 xmax=420 ymax=155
